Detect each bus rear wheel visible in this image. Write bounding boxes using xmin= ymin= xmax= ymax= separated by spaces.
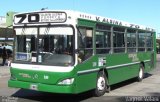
xmin=137 ymin=64 xmax=144 ymax=82
xmin=93 ymin=71 xmax=107 ymax=97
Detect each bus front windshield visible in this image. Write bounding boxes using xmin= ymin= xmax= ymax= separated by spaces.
xmin=14 ymin=26 xmax=74 ymax=66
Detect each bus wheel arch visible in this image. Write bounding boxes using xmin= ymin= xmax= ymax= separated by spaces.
xmin=138 ymin=62 xmax=145 ymax=82
xmin=93 ymin=69 xmax=110 ymax=97
xmin=103 ymin=69 xmax=110 ymax=93
xmin=140 ymin=61 xmax=145 ymax=69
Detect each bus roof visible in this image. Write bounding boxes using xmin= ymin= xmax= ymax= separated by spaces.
xmin=13 ymin=10 xmax=155 ymax=32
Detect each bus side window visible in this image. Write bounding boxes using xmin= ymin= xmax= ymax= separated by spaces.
xmin=113 ymin=27 xmax=125 ymax=53
xmin=96 ymin=31 xmax=111 ymax=54
xmin=78 ymin=27 xmax=93 ymax=63
xmin=127 ymin=29 xmax=136 ymax=52
xmin=138 ymin=31 xmax=145 ymax=52
xmin=146 ymin=32 xmax=153 ymax=51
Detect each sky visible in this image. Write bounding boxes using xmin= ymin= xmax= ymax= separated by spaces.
xmin=0 ymin=0 xmax=160 ymax=33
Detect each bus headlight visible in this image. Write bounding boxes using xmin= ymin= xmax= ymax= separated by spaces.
xmin=58 ymin=78 xmax=74 ymax=85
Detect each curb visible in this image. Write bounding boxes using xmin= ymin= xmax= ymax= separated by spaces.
xmin=0 ymin=74 xmax=10 ymax=78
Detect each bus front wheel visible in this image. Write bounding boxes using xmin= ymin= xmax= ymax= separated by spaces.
xmin=93 ymin=71 xmax=107 ymax=97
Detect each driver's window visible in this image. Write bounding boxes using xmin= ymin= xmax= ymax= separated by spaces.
xmin=78 ymin=27 xmax=93 ymax=63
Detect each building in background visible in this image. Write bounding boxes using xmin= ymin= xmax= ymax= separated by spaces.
xmin=6 ymin=11 xmax=16 ymax=27
xmin=0 ymin=11 xmax=16 ymax=57
xmin=0 ymin=16 xmax=6 ymax=27
xmin=0 ymin=11 xmax=16 ymax=46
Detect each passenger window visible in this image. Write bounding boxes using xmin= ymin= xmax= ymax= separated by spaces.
xmin=146 ymin=32 xmax=153 ymax=51
xmin=138 ymin=31 xmax=145 ymax=51
xmin=113 ymin=27 xmax=125 ymax=53
xmin=96 ymin=24 xmax=111 ymax=54
xmin=96 ymin=31 xmax=111 ymax=54
xmin=127 ymin=29 xmax=136 ymax=52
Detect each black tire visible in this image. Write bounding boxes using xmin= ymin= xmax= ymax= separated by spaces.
xmin=137 ymin=64 xmax=144 ymax=82
xmin=93 ymin=71 xmax=108 ymax=97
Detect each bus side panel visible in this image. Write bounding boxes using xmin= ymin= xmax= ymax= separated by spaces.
xmin=106 ymin=53 xmax=131 ymax=85
xmin=106 ymin=52 xmax=152 ymax=85
xmin=107 ymin=65 xmax=139 ymax=85
xmin=75 ymin=73 xmax=97 ymax=93
xmin=137 ymin=52 xmax=154 ymax=72
xmin=74 ymin=56 xmax=98 ymax=93
xmin=78 ymin=19 xmax=96 ymax=27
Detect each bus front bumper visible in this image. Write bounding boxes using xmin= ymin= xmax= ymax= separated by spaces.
xmin=8 ymin=80 xmax=76 ymax=94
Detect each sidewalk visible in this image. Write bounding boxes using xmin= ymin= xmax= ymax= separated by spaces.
xmin=0 ymin=57 xmax=11 ymax=78
xmin=157 ymin=54 xmax=160 ymax=62
xmin=0 ymin=66 xmax=10 ymax=78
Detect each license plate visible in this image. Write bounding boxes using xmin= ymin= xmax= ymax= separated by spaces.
xmin=30 ymin=84 xmax=38 ymax=90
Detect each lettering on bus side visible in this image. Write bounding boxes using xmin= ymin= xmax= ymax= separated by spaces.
xmin=130 ymin=24 xmax=140 ymax=29
xmin=98 ymin=57 xmax=106 ymax=66
xmin=96 ymin=16 xmax=122 ymax=26
xmin=19 ymin=73 xmax=31 ymax=78
xmin=95 ymin=16 xmax=155 ymax=32
xmin=128 ymin=53 xmax=139 ymax=62
xmin=96 ymin=17 xmax=141 ymax=29
xmin=44 ymin=75 xmax=49 ymax=80
xmin=145 ymin=27 xmax=155 ymax=32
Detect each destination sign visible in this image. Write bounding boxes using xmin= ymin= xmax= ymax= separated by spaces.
xmin=16 ymin=53 xmax=31 ymax=61
xmin=16 ymin=53 xmax=28 ymax=61
xmin=14 ymin=12 xmax=67 ymax=24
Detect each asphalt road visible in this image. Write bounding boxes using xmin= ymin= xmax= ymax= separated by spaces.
xmin=0 ymin=55 xmax=160 ymax=102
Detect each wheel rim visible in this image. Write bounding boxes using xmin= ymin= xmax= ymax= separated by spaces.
xmin=97 ymin=76 xmax=106 ymax=91
xmin=139 ymin=68 xmax=143 ymax=79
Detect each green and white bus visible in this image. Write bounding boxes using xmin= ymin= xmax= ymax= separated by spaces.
xmin=8 ymin=10 xmax=156 ymax=96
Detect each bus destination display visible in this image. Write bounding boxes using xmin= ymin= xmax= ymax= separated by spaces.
xmin=14 ymin=12 xmax=67 ymax=24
